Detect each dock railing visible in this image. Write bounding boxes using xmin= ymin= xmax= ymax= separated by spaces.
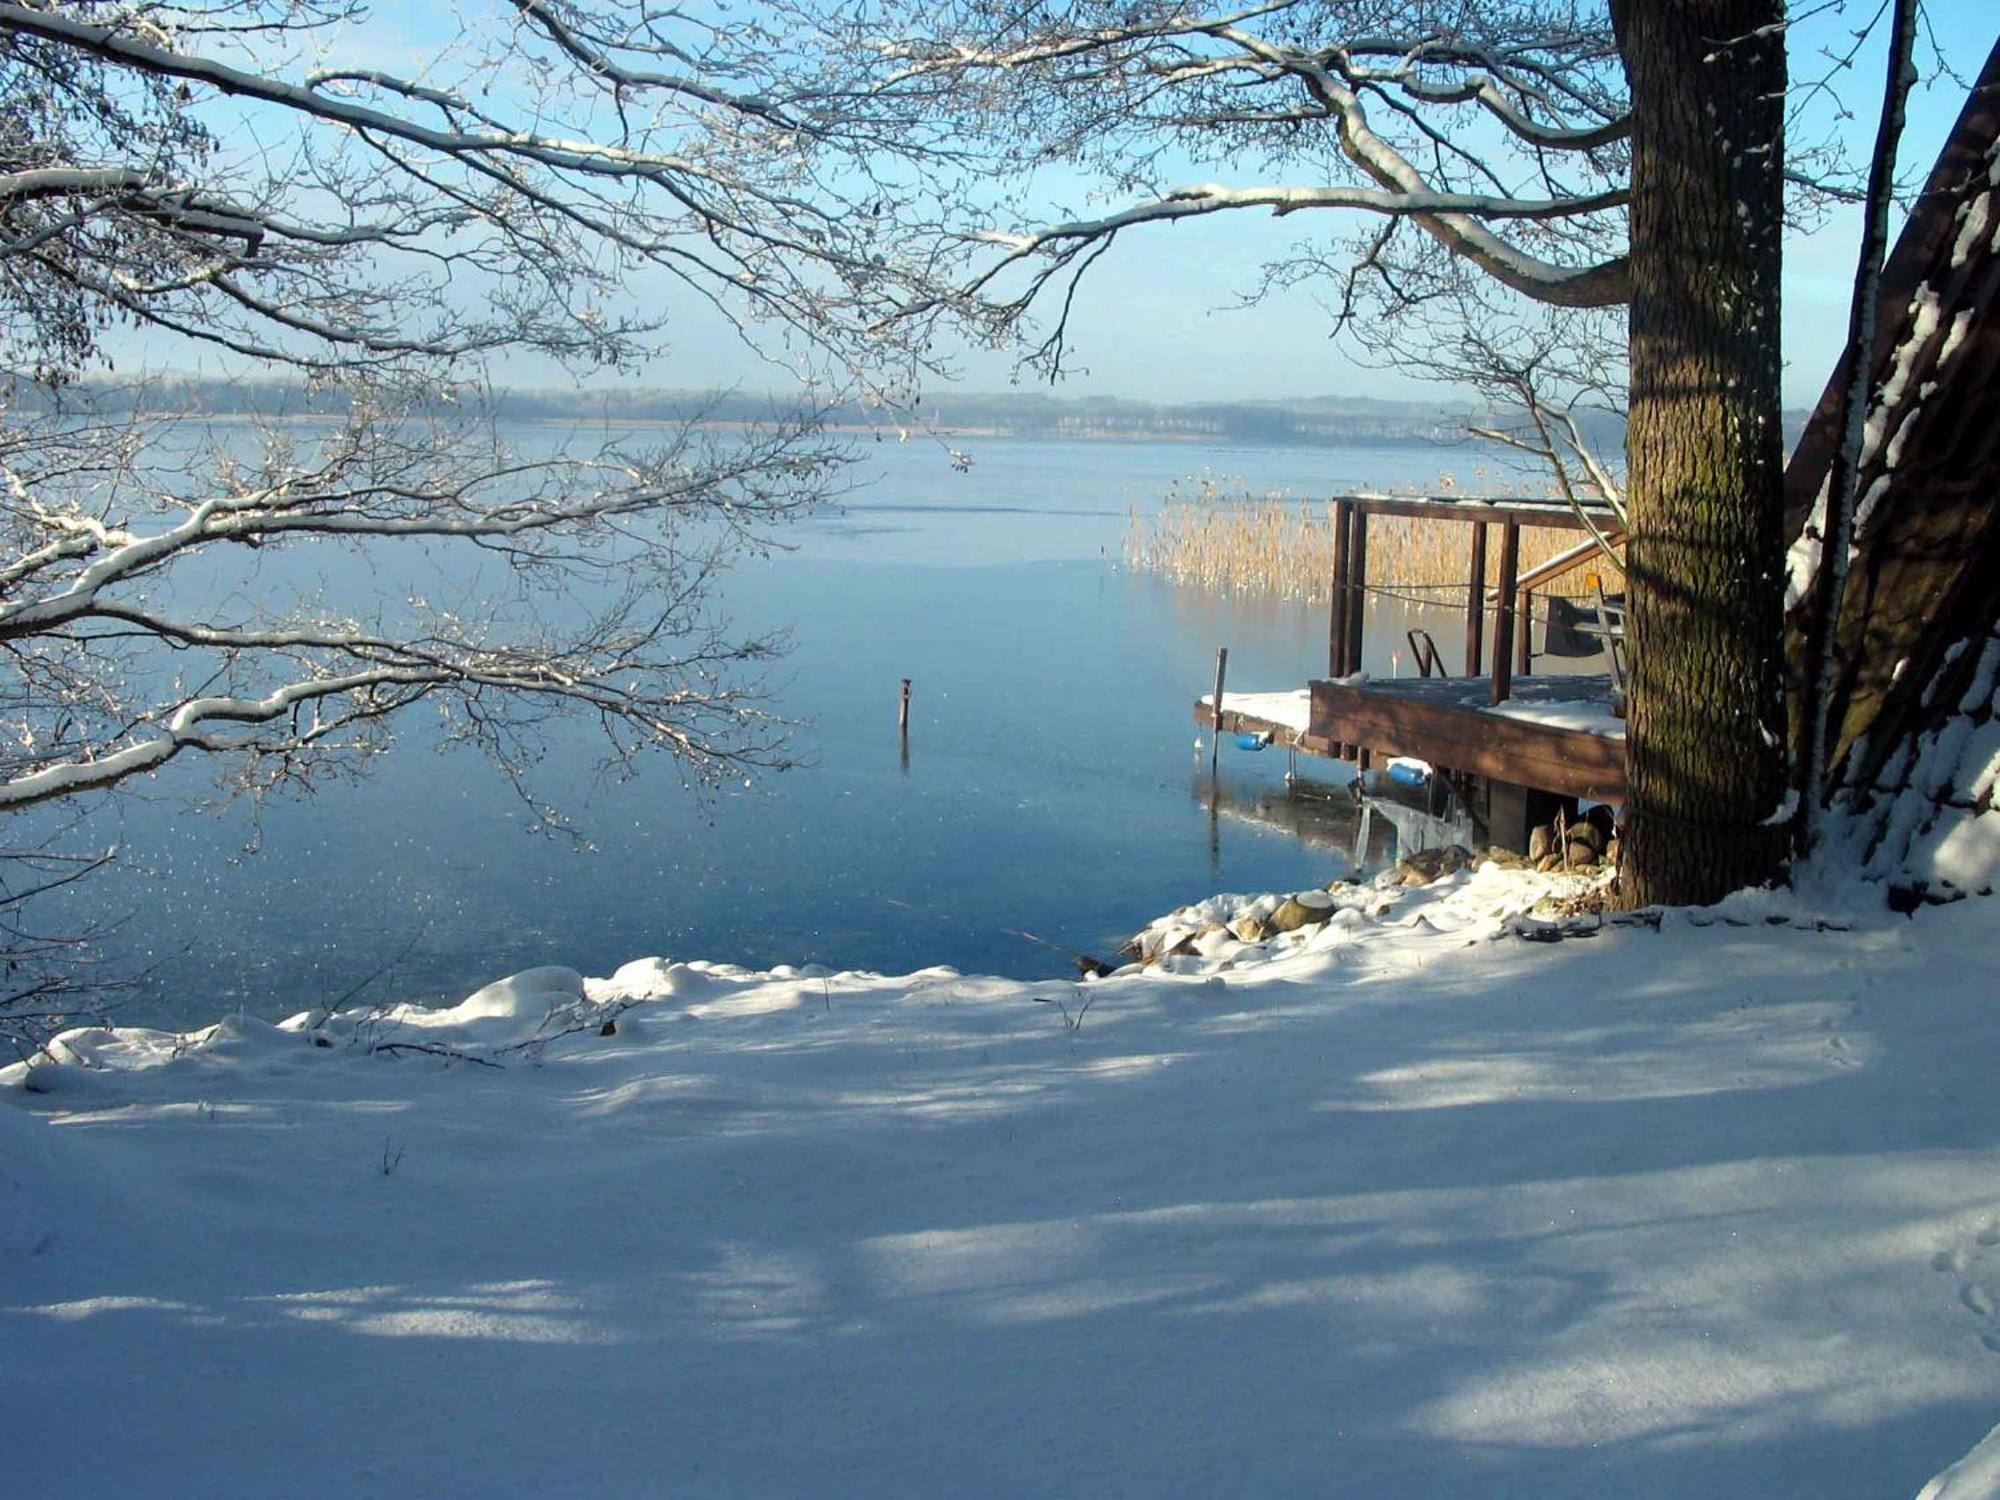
xmin=1323 ymin=494 xmax=1625 ymax=710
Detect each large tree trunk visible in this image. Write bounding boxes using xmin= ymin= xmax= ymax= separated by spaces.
xmin=1610 ymin=0 xmax=1792 ymax=908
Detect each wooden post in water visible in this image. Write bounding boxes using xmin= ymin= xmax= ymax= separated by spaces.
xmin=1494 ymin=522 xmax=1521 ymax=705
xmin=1345 ymin=508 xmax=1370 ymax=677
xmin=898 ymin=678 xmax=912 ymax=773
xmin=1328 ymin=500 xmax=1352 ymax=677
xmin=1327 ymin=502 xmax=1354 ymax=760
xmin=1464 ymin=522 xmax=1487 ymax=677
xmin=1210 ymin=647 xmax=1229 ymax=776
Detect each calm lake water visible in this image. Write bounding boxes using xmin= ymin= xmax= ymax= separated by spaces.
xmin=69 ymin=432 xmax=1500 ymax=1028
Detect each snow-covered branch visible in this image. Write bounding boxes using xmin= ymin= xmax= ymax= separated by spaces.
xmin=812 ymin=0 xmax=1635 ymax=373
xmin=0 ymin=166 xmax=152 ymax=202
xmin=0 ymin=4 xmax=744 ymax=184
xmin=1203 ymin=19 xmax=1629 ymax=307
xmin=0 ymin=387 xmax=842 ymax=841
xmin=0 ymin=0 xmax=933 ymax=383
xmin=977 ymin=181 xmax=1629 ymax=245
xmin=966 ymin=180 xmax=1630 ymax=310
xmin=0 ymin=1 xmax=927 ymax=1007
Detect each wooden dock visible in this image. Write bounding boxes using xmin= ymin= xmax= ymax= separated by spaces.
xmin=1194 ymin=493 xmax=1627 ymax=846
xmin=1199 ymin=674 xmax=1624 ymax=804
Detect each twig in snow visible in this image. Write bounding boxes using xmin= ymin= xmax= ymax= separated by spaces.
xmin=1032 ymin=990 xmax=1094 ymax=1032
xmin=365 ymin=1039 xmax=502 ymax=1068
xmin=313 ymin=924 xmax=431 ymax=1030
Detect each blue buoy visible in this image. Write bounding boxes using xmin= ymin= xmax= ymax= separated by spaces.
xmin=1235 ymin=731 xmax=1273 ymax=752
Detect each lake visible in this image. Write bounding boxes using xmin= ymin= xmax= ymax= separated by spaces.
xmin=61 ymin=431 xmax=1508 ymax=1028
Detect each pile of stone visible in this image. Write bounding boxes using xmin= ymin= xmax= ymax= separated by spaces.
xmin=1105 ymin=825 xmax=1623 ymax=977
xmin=1383 ymin=844 xmax=1476 ymax=886
xmin=1118 ymin=882 xmax=1376 ymax=969
xmin=1522 ymin=805 xmax=1619 ymax=873
xmin=1376 ymin=823 xmax=1621 ymax=888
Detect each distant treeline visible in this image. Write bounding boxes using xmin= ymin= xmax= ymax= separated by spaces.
xmin=13 ymin=373 xmax=1809 ymax=453
xmin=833 ymin=391 xmax=1495 ymax=448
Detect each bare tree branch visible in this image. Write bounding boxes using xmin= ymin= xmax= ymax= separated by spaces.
xmin=0 ymin=0 xmax=917 ymax=1041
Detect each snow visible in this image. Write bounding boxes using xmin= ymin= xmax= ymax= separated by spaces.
xmin=1918 ymin=715 xmax=1981 ymax=801
xmin=1205 ymin=687 xmax=1312 ymax=732
xmin=1837 ymin=629 xmax=2000 ymax=897
xmin=1788 ymin=261 xmax=1965 ymax=612
xmin=1920 ymin=1420 xmax=2000 ymax=1500
xmin=1786 ymin=468 xmax=1835 ymax=611
xmin=1880 ymin=286 xmax=1944 ymax=414
xmin=1762 ymin=786 xmax=1801 ymax=826
xmin=1849 ymin=284 xmax=1945 ymax=546
xmin=1951 ymin=192 xmax=1991 ymax=271
xmin=0 ymin=1094 xmax=78 ymax=1258
xmin=1961 ymin=636 xmax=2000 ymax=716
xmin=1912 ymin=808 xmax=2000 ymax=892
xmin=1940 ymin=307 xmax=1976 ymax=369
xmin=1954 ymin=139 xmax=2000 ymax=272
xmin=1963 ymin=718 xmax=2000 ymax=805
xmin=1480 ymin=695 xmax=1626 ymax=737
xmin=6 ymin=862 xmax=2000 ymax=1498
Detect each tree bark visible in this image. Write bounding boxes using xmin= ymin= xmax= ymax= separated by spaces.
xmin=1610 ymin=0 xmax=1791 ymax=907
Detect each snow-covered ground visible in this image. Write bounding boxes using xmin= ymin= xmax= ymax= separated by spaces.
xmin=5 ymin=864 xmax=1998 ymax=1498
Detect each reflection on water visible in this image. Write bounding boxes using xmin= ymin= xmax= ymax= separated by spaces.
xmin=1352 ymin=773 xmax=1480 ymax=868
xmin=1192 ymin=763 xmax=1476 ymax=885
xmin=1194 ymin=768 xmax=1358 ymax=858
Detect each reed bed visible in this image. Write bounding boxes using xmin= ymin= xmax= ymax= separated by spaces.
xmin=1124 ymin=485 xmax=1623 ymax=604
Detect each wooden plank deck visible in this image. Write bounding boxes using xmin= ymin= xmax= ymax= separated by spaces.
xmin=1197 ymin=673 xmax=1626 ymax=803
xmin=1315 ymin=674 xmax=1624 ymax=803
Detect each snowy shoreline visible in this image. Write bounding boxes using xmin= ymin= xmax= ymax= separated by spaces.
xmin=5 ymin=860 xmax=1998 ymax=1498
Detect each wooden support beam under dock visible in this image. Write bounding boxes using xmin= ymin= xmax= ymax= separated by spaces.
xmin=1197 ymin=674 xmax=1626 ymax=806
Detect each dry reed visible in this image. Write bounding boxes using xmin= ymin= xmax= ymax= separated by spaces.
xmin=1124 ymin=482 xmax=1623 ymax=604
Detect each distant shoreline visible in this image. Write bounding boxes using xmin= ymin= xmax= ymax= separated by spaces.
xmin=11 ymin=376 xmax=1818 ymax=450
xmin=530 ymin=417 xmax=1472 ymax=449
xmin=13 ymin=375 xmax=1589 ymax=451
xmin=23 ymin=404 xmax=1492 ymax=453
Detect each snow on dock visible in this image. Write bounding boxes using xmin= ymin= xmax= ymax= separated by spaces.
xmin=1198 ymin=687 xmax=1313 ymax=735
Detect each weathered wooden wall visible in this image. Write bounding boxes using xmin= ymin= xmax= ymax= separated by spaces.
xmin=1784 ymin=38 xmax=2000 ymax=796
